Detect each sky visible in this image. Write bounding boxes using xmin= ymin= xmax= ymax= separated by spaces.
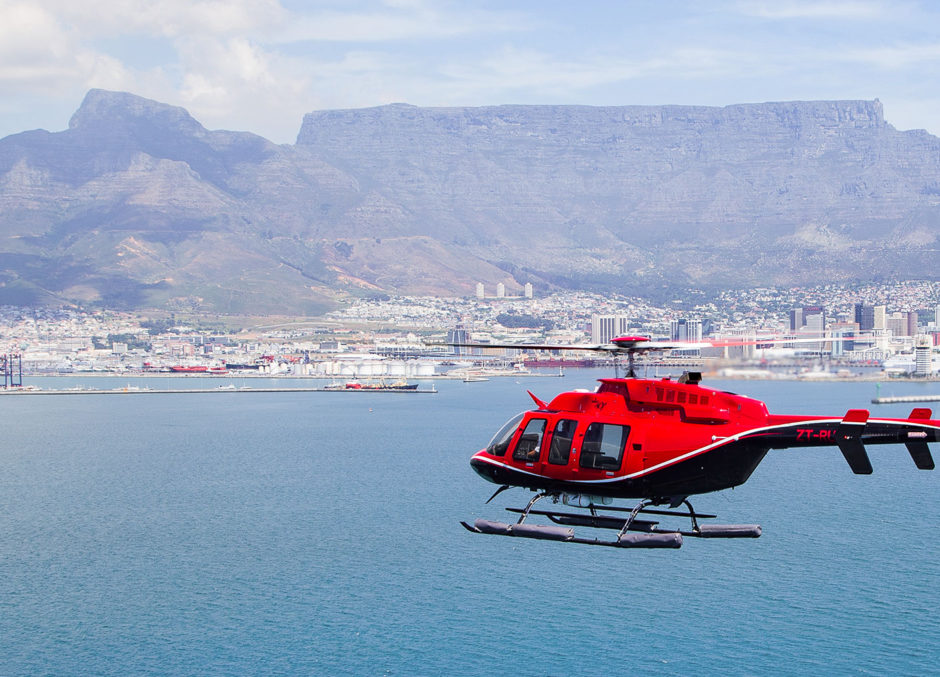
xmin=2 ymin=0 xmax=940 ymax=144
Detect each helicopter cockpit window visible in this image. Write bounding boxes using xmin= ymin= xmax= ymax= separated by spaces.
xmin=548 ymin=419 xmax=578 ymax=465
xmin=579 ymin=423 xmax=629 ymax=471
xmin=486 ymin=412 xmax=525 ymax=457
xmin=512 ymin=418 xmax=547 ymax=462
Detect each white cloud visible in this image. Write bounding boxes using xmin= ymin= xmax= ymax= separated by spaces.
xmin=2 ymin=1 xmax=940 ymax=141
xmin=31 ymin=0 xmax=286 ymax=38
xmin=0 ymin=3 xmax=81 ymax=88
xmin=170 ymin=36 xmax=316 ymax=138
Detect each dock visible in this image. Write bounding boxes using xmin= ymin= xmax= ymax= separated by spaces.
xmin=871 ymin=394 xmax=940 ymax=404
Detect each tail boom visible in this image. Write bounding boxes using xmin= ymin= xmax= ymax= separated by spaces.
xmin=762 ymin=408 xmax=940 ymax=474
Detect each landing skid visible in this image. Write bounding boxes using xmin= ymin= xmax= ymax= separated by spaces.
xmin=460 ymin=493 xmax=761 ymax=548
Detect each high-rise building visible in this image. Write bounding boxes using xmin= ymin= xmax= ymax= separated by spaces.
xmin=524 ymin=283 xmax=533 ymax=299
xmin=496 ymin=283 xmax=505 ymax=298
xmin=447 ymin=326 xmax=470 ymax=356
xmin=670 ymin=318 xmax=703 ymax=355
xmin=915 ymin=336 xmax=932 ymax=377
xmin=803 ymin=312 xmax=826 ymax=352
xmin=670 ymin=318 xmax=703 ymax=343
xmin=887 ymin=311 xmax=918 ymax=337
xmin=591 ymin=315 xmax=630 ymax=344
xmin=855 ymin=303 xmax=875 ymax=330
xmin=802 ymin=306 xmax=825 ymax=332
xmin=789 ymin=305 xmax=825 ymax=332
xmin=475 ymin=282 xmax=484 ymax=299
xmin=830 ymin=322 xmax=859 ymax=355
xmin=789 ymin=308 xmax=803 ymax=332
xmin=874 ymin=305 xmax=886 ymax=330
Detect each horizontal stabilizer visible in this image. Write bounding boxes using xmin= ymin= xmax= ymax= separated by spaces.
xmin=837 ymin=409 xmax=873 ymax=474
xmin=909 ymin=408 xmax=933 ymax=419
xmin=842 ymin=408 xmax=870 ymax=424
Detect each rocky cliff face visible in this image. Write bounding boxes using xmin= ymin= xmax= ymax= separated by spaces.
xmin=297 ymin=99 xmax=940 ymax=291
xmin=0 ymin=90 xmax=938 ymax=312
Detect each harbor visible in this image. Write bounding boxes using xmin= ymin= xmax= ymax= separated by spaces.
xmin=0 ymin=384 xmax=437 ymax=395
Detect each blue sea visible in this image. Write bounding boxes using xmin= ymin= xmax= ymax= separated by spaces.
xmin=1 ymin=371 xmax=939 ymax=675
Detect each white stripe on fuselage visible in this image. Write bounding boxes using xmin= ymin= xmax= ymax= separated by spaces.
xmin=473 ymin=417 xmax=940 ymax=485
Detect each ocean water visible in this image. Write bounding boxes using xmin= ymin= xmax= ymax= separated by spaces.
xmin=1 ymin=372 xmax=938 ymax=675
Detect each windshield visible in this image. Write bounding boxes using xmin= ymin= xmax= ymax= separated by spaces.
xmin=486 ymin=412 xmax=525 ymax=456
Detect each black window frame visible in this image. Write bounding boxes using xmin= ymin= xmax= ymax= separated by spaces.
xmin=512 ymin=417 xmax=547 ymax=462
xmin=547 ymin=419 xmax=578 ymax=465
xmin=578 ymin=422 xmax=629 ymax=471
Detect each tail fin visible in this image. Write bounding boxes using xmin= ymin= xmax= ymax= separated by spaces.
xmin=905 ymin=409 xmax=936 ymax=469
xmin=837 ymin=409 xmax=873 ymax=474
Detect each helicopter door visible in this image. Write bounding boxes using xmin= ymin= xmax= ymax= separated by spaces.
xmin=511 ymin=418 xmax=547 ymax=467
xmin=542 ymin=419 xmax=578 ymax=480
xmin=579 ymin=423 xmax=630 ymax=475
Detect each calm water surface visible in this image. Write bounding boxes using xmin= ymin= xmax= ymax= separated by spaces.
xmin=1 ymin=372 xmax=938 ymax=675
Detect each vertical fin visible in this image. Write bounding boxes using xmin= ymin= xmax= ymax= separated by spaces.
xmin=905 ymin=410 xmax=935 ymax=469
xmin=904 ymin=439 xmax=935 ymax=470
xmin=837 ymin=409 xmax=872 ymax=474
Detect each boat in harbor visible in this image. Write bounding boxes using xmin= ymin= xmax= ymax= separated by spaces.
xmin=344 ymin=380 xmax=420 ymax=391
xmin=169 ymin=365 xmax=228 ymax=374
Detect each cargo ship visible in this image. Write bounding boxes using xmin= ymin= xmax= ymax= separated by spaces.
xmin=343 ymin=380 xmax=419 ymax=391
xmin=169 ymin=365 xmax=229 ymax=374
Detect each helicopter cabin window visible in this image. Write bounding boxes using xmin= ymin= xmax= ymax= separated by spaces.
xmin=579 ymin=423 xmax=629 ymax=471
xmin=513 ymin=418 xmax=547 ymax=462
xmin=548 ymin=419 xmax=578 ymax=465
xmin=486 ymin=412 xmax=525 ymax=457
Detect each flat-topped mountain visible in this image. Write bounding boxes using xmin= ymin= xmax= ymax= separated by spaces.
xmin=1 ymin=90 xmax=938 ymax=312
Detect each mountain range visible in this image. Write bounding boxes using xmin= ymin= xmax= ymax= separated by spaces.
xmin=1 ymin=89 xmax=939 ymax=313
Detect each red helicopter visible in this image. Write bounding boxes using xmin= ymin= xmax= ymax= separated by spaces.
xmin=458 ymin=336 xmax=939 ymax=549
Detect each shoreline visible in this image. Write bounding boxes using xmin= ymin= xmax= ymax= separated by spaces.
xmin=0 ymin=385 xmax=437 ymax=395
xmin=11 ymin=368 xmax=940 ymax=383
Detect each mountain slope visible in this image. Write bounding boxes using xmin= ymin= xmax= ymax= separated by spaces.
xmin=1 ymin=91 xmax=939 ymax=312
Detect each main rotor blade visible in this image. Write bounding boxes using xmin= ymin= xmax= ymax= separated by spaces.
xmin=438 ymin=334 xmax=843 ymax=355
xmin=444 ymin=341 xmax=620 ymax=353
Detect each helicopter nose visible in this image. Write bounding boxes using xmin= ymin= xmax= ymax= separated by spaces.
xmin=470 ymin=451 xmax=500 ymax=483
